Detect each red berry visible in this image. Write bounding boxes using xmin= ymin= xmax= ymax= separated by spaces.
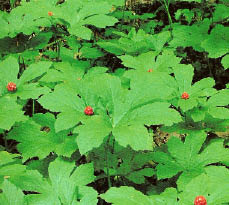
xmin=6 ymin=82 xmax=17 ymax=92
xmin=194 ymin=196 xmax=207 ymax=205
xmin=48 ymin=11 xmax=53 ymax=16
xmin=181 ymin=92 xmax=189 ymax=100
xmin=84 ymin=106 xmax=94 ymax=116
xmin=147 ymin=69 xmax=153 ymax=72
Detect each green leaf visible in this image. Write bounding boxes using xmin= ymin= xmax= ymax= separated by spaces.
xmin=213 ymin=4 xmax=229 ymax=22
xmin=64 ymin=1 xmax=117 ymax=40
xmin=123 ymin=102 xmax=182 ymax=126
xmin=27 ymin=158 xmax=96 ymax=205
xmin=74 ymin=116 xmax=112 ymax=155
xmin=55 ymin=108 xmax=84 ymax=133
xmin=80 ymin=46 xmax=104 ymax=59
xmin=208 ymin=107 xmax=229 ymax=119
xmin=0 ymin=56 xmax=19 ymax=87
xmin=100 ymin=186 xmax=153 ymax=205
xmin=178 ymin=98 xmax=198 ymax=112
xmin=201 ymin=25 xmax=229 ymax=58
xmin=84 ymin=14 xmax=118 ymax=28
xmin=153 ymin=131 xmax=226 ymax=184
xmin=16 ymin=83 xmax=50 ymax=100
xmin=70 ymin=25 xmax=92 ymax=40
xmin=170 ymin=21 xmax=209 ymax=51
xmin=207 ymin=89 xmax=229 ymax=106
xmin=19 ymin=61 xmax=52 ymax=85
xmin=0 ymin=151 xmax=25 ymax=186
xmin=48 ymin=158 xmax=77 ymax=204
xmin=190 ymin=77 xmax=215 ymax=96
xmin=0 ymin=151 xmax=20 ymax=166
xmin=126 ymin=168 xmax=155 ymax=184
xmin=178 ymin=166 xmax=229 ymax=205
xmin=7 ymin=114 xmax=78 ymax=160
xmin=113 ymin=124 xmax=152 ymax=151
xmin=0 ymin=97 xmax=26 ymax=130
xmin=97 ymin=40 xmax=125 ymax=55
xmin=150 ymin=188 xmax=178 ymax=205
xmin=0 ymin=180 xmax=25 ymax=205
xmin=71 ymin=163 xmax=95 ymax=186
xmin=38 ymin=83 xmax=85 ymax=113
xmin=119 ymin=51 xmax=173 ymax=73
xmin=173 ymin=64 xmax=194 ymax=94
xmin=78 ymin=186 xmax=98 ymax=205
xmin=222 ymin=54 xmax=229 ymax=70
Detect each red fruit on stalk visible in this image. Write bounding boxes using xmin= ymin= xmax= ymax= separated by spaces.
xmin=181 ymin=92 xmax=189 ymax=100
xmin=147 ymin=69 xmax=153 ymax=72
xmin=48 ymin=11 xmax=53 ymax=16
xmin=194 ymin=196 xmax=207 ymax=205
xmin=6 ymin=82 xmax=17 ymax=92
xmin=84 ymin=106 xmax=94 ymax=116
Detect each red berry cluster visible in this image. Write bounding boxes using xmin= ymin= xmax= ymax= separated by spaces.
xmin=181 ymin=92 xmax=189 ymax=100
xmin=84 ymin=106 xmax=94 ymax=116
xmin=194 ymin=196 xmax=207 ymax=205
xmin=6 ymin=82 xmax=17 ymax=92
xmin=48 ymin=11 xmax=53 ymax=16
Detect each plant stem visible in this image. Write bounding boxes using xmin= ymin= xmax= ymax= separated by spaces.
xmin=3 ymin=131 xmax=8 ymax=151
xmin=32 ymin=99 xmax=35 ymax=116
xmin=161 ymin=0 xmax=173 ymax=37
xmin=120 ymin=0 xmax=127 ymax=31
xmin=105 ymin=134 xmax=112 ymax=188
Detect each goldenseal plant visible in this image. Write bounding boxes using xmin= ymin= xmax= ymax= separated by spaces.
xmin=0 ymin=0 xmax=229 ymax=204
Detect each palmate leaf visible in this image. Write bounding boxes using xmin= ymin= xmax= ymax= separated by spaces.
xmin=38 ymin=84 xmax=87 ymax=132
xmin=201 ymin=25 xmax=229 ymax=58
xmin=0 ymin=161 xmax=97 ymax=205
xmin=26 ymin=158 xmax=97 ymax=205
xmin=98 ymin=28 xmax=170 ymax=55
xmin=178 ymin=166 xmax=229 ymax=205
xmin=171 ymin=64 xmax=216 ymax=112
xmin=119 ymin=50 xmax=181 ymax=74
xmin=3 ymin=0 xmax=57 ymax=38
xmin=0 ymin=56 xmax=51 ymax=100
xmin=41 ymin=72 xmax=181 ymax=154
xmin=7 ymin=113 xmax=78 ymax=161
xmin=40 ymin=61 xmax=89 ymax=92
xmin=73 ymin=75 xmax=181 ymax=154
xmin=58 ymin=0 xmax=118 ymax=40
xmin=169 ymin=20 xmax=210 ymax=51
xmin=153 ymin=131 xmax=229 ymax=190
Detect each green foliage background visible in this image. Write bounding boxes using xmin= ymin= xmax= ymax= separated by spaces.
xmin=0 ymin=0 xmax=229 ymax=204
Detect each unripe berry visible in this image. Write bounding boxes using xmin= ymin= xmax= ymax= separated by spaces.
xmin=48 ymin=11 xmax=53 ymax=16
xmin=194 ymin=196 xmax=207 ymax=205
xmin=84 ymin=106 xmax=94 ymax=116
xmin=6 ymin=82 xmax=17 ymax=92
xmin=181 ymin=92 xmax=189 ymax=100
